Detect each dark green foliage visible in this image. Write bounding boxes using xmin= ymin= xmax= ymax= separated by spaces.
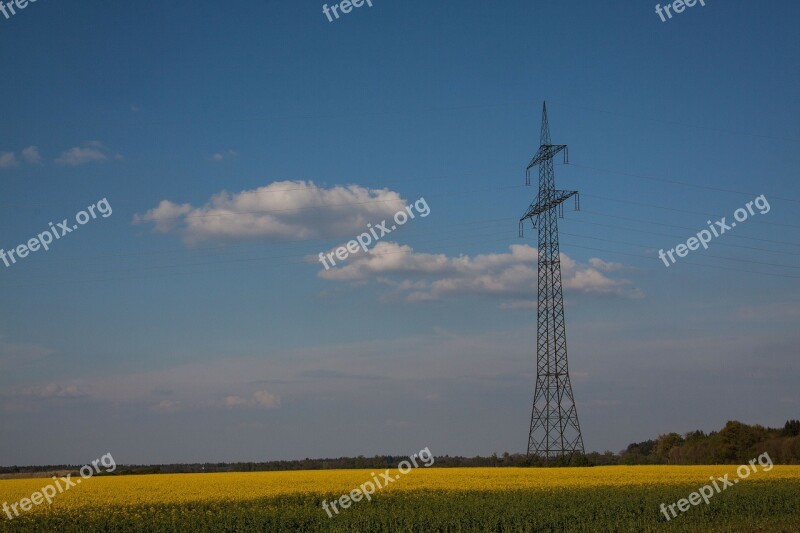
xmin=617 ymin=420 xmax=800 ymax=466
xmin=783 ymin=420 xmax=800 ymax=437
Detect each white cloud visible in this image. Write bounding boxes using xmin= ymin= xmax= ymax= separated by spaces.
xmin=0 ymin=152 xmax=18 ymax=168
xmin=133 ymin=200 xmax=193 ymax=233
xmin=315 ymin=241 xmax=642 ymax=302
xmin=21 ymin=146 xmax=42 ymax=165
xmin=55 ymin=141 xmax=120 ymax=166
xmin=223 ymin=395 xmax=250 ymax=407
xmin=589 ymin=258 xmax=626 ymax=272
xmin=134 ymin=181 xmax=408 ymax=245
xmin=223 ymin=390 xmax=280 ymax=409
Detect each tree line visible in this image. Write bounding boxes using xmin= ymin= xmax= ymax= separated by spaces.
xmin=2 ymin=419 xmax=797 ymax=475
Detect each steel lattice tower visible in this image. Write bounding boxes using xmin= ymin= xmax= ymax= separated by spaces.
xmin=519 ymin=102 xmax=584 ymax=462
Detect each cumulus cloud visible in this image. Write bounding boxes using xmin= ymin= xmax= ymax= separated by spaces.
xmin=223 ymin=390 xmax=280 ymax=409
xmin=588 ymin=258 xmax=627 ymax=272
xmin=0 ymin=152 xmax=18 ymax=168
xmin=315 ymin=241 xmax=642 ymax=302
xmin=133 ymin=181 xmax=407 ymax=245
xmin=56 ymin=141 xmax=120 ymax=166
xmin=0 ymin=146 xmax=46 ymax=168
xmin=134 ymin=200 xmax=193 ymax=233
xmin=21 ymin=146 xmax=43 ymax=165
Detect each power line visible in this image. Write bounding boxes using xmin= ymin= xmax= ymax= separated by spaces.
xmin=568 ymin=162 xmax=800 ymax=205
xmin=548 ymin=99 xmax=800 ymax=144
xmin=559 ymin=242 xmax=800 ymax=280
xmin=579 ymin=209 xmax=800 ymax=249
xmin=560 ymin=232 xmax=800 ymax=271
xmin=568 ymin=216 xmax=800 ymax=258
xmin=581 ymin=193 xmax=800 ymax=231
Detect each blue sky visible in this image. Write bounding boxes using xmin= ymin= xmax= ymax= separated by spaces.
xmin=1 ymin=0 xmax=798 ymax=465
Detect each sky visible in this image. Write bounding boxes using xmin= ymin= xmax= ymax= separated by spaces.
xmin=0 ymin=0 xmax=798 ymax=465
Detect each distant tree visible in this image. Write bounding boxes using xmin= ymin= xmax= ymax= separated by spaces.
xmin=586 ymin=451 xmax=618 ymax=466
xmin=654 ymin=433 xmax=684 ymax=464
xmin=714 ymin=420 xmax=771 ymax=462
xmin=782 ymin=420 xmax=800 ymax=437
xmin=620 ymin=439 xmax=657 ymax=463
xmin=684 ymin=430 xmax=706 ymax=442
xmin=571 ymin=454 xmax=590 ymax=466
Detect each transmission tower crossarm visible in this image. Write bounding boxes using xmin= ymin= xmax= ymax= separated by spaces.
xmin=526 ymin=144 xmax=568 ymax=184
xmin=519 ymin=189 xmax=578 ymax=222
xmin=526 ymin=144 xmax=568 ymax=171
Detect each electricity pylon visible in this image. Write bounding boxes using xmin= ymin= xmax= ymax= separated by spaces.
xmin=519 ymin=102 xmax=584 ymax=462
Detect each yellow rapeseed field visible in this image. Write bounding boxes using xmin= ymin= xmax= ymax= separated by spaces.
xmin=2 ymin=465 xmax=799 ymax=516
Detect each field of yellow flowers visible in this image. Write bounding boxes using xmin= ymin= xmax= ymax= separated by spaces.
xmin=2 ymin=466 xmax=800 ymax=531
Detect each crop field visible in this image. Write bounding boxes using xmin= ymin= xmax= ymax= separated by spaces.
xmin=1 ymin=466 xmax=799 ymax=532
